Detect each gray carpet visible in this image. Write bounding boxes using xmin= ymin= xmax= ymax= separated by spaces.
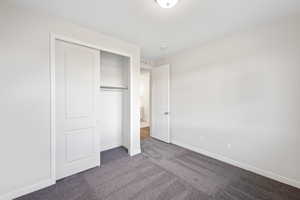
xmin=17 ymin=138 xmax=300 ymax=200
xmin=100 ymin=147 xmax=129 ymax=165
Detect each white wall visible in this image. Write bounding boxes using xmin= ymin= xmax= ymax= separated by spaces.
xmin=99 ymin=92 xmax=123 ymax=151
xmin=100 ymin=51 xmax=129 ymax=87
xmin=0 ymin=2 xmax=140 ymax=199
xmin=157 ymin=15 xmax=300 ymax=188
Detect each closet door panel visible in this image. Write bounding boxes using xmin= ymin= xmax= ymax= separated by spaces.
xmin=55 ymin=40 xmax=100 ymax=180
xmin=64 ymin=48 xmax=95 ymax=119
xmin=65 ymin=128 xmax=95 ymax=162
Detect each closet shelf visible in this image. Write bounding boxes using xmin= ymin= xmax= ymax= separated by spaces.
xmin=100 ymin=85 xmax=128 ymax=90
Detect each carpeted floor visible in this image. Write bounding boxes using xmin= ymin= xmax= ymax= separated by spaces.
xmin=17 ymin=138 xmax=300 ymax=200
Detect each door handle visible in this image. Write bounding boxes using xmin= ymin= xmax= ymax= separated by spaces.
xmin=164 ymin=112 xmax=169 ymax=115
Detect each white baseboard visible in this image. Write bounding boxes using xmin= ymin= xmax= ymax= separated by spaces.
xmin=100 ymin=143 xmax=122 ymax=152
xmin=130 ymin=148 xmax=141 ymax=156
xmin=0 ymin=178 xmax=55 ymax=200
xmin=99 ymin=144 xmax=141 ymax=157
xmin=172 ymin=140 xmax=300 ymax=189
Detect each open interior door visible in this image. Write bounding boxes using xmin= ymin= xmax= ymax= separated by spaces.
xmin=151 ymin=64 xmax=170 ymax=143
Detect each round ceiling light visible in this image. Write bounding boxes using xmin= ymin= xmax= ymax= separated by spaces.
xmin=156 ymin=0 xmax=178 ymax=8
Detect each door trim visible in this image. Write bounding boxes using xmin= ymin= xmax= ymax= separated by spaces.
xmin=50 ymin=33 xmax=134 ymax=182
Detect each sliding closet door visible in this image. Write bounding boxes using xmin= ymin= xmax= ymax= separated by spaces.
xmin=55 ymin=40 xmax=100 ymax=180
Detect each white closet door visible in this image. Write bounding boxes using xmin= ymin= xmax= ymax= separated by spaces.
xmin=55 ymin=40 xmax=100 ymax=180
xmin=151 ymin=64 xmax=170 ymax=143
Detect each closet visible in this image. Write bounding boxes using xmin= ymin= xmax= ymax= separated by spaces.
xmin=54 ymin=38 xmax=133 ymax=180
xmin=99 ymin=51 xmax=130 ymax=152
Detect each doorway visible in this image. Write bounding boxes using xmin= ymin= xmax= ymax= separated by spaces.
xmin=139 ymin=64 xmax=171 ymax=143
xmin=140 ymin=69 xmax=151 ymax=140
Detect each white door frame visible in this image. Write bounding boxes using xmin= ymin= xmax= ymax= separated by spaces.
xmin=50 ymin=33 xmax=133 ymax=182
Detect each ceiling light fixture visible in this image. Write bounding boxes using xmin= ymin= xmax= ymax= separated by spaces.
xmin=156 ymin=0 xmax=178 ymax=8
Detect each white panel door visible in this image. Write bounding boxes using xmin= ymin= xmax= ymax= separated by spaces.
xmin=55 ymin=40 xmax=100 ymax=180
xmin=151 ymin=64 xmax=170 ymax=143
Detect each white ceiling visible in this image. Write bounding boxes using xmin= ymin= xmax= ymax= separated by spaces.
xmin=7 ymin=0 xmax=300 ymax=60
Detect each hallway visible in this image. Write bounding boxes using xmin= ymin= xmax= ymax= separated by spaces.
xmin=140 ymin=127 xmax=150 ymax=140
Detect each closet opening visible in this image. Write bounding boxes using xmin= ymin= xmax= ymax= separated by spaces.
xmin=140 ymin=69 xmax=151 ymax=141
xmin=52 ymin=34 xmax=140 ymax=181
xmin=99 ymin=50 xmax=131 ymax=165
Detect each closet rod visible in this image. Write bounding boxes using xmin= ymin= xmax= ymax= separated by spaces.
xmin=100 ymin=86 xmax=128 ymax=90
